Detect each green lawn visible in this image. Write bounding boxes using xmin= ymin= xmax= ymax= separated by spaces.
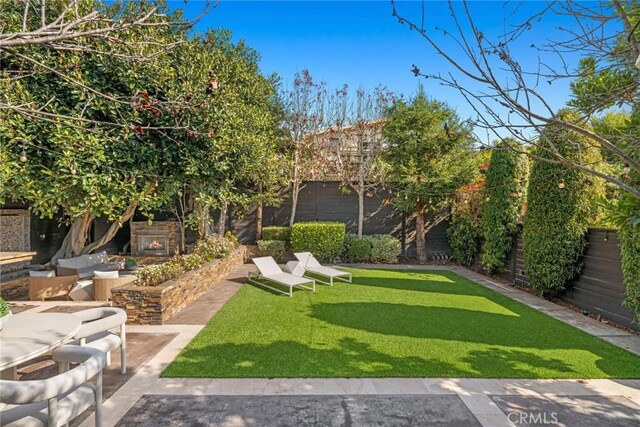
xmin=162 ymin=268 xmax=640 ymax=378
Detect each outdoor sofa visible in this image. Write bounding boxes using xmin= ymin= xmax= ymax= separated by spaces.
xmin=56 ymin=251 xmax=119 ymax=279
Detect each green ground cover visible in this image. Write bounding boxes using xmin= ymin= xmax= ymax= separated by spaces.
xmin=163 ymin=268 xmax=640 ymax=378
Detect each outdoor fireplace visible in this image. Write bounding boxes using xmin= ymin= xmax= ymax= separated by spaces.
xmin=130 ymin=221 xmax=180 ymax=256
xmin=138 ymin=235 xmax=169 ymax=256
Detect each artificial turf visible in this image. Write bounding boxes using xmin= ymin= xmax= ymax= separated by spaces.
xmin=162 ymin=268 xmax=640 ymax=378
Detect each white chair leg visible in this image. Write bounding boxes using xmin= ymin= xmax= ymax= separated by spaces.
xmin=48 ymin=397 xmax=58 ymax=426
xmin=57 ymin=361 xmax=69 ymax=374
xmin=120 ymin=323 xmax=127 ymax=374
xmin=95 ymin=370 xmax=103 ymax=427
xmin=105 ymin=351 xmax=111 ymax=366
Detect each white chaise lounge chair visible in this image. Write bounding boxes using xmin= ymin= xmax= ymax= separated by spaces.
xmin=294 ymin=252 xmax=352 ymax=286
xmin=249 ymin=256 xmax=316 ymax=297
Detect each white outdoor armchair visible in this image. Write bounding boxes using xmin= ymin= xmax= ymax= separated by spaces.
xmin=71 ymin=307 xmax=127 ymax=374
xmin=294 ymin=252 xmax=352 ymax=286
xmin=248 ymin=256 xmax=316 ymax=297
xmin=0 ymin=345 xmax=106 ymax=427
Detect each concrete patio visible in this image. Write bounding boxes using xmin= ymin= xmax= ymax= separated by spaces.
xmin=8 ymin=264 xmax=640 ymax=426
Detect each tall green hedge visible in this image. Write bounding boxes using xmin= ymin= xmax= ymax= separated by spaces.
xmin=447 ymin=213 xmax=480 ymax=266
xmin=523 ymin=110 xmax=605 ymax=295
xmin=481 ymin=141 xmax=529 ymax=274
xmin=290 ymin=222 xmax=346 ymax=262
xmin=620 ymin=225 xmax=640 ymax=320
xmin=261 ymin=226 xmax=290 ymax=242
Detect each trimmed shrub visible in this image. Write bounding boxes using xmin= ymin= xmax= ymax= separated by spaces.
xmin=137 ymin=261 xmax=184 ymax=287
xmin=344 ymin=234 xmax=372 ymax=262
xmin=369 ymin=234 xmax=401 ymax=264
xmin=620 ymin=225 xmax=640 ymax=320
xmin=290 ymin=222 xmax=346 ymax=262
xmin=481 ymin=141 xmax=529 ymax=274
xmin=257 ymin=240 xmax=286 ymax=261
xmin=225 ymin=231 xmax=239 ymax=245
xmin=447 ymin=213 xmax=480 ymax=266
xmin=261 ymin=226 xmax=290 ymax=242
xmin=343 ymin=234 xmax=400 ymax=263
xmin=523 ymin=110 xmax=605 ymax=295
xmin=193 ymin=234 xmax=234 ymax=262
xmin=447 ymin=172 xmax=486 ymax=266
xmin=0 ymin=297 xmax=9 ymax=317
xmin=137 ymin=235 xmax=234 ymax=286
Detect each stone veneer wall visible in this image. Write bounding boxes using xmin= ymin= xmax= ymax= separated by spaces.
xmin=111 ymin=245 xmax=247 ymax=324
xmin=130 ymin=221 xmax=180 ymax=256
xmin=0 ymin=209 xmax=32 ymax=273
xmin=0 ymin=276 xmax=29 ymax=300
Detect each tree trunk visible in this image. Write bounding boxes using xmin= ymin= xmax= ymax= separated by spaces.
xmin=216 ymin=200 xmax=228 ymax=235
xmin=357 ymin=188 xmax=364 ymax=238
xmin=256 ymin=204 xmax=263 ymax=241
xmin=50 ymin=212 xmax=93 ymax=264
xmin=289 ymin=178 xmax=300 ymax=227
xmin=255 ymin=184 xmax=263 ymax=241
xmin=415 ymin=201 xmax=426 ymax=263
xmin=82 ymin=199 xmax=140 ymax=254
xmin=196 ymin=201 xmax=212 ymax=239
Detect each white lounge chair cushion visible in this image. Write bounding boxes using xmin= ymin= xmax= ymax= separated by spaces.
xmin=294 ymin=252 xmax=349 ymax=278
xmin=306 ymin=265 xmax=350 ymax=278
xmin=294 ymin=252 xmax=322 ymax=269
xmin=252 ymin=257 xmax=284 ymax=277
xmin=262 ymin=273 xmax=312 ymax=287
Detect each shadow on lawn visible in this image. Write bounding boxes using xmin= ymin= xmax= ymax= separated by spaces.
xmin=308 ymin=301 xmax=640 ymax=377
xmin=347 ymin=270 xmax=503 ymax=299
xmin=165 ymin=336 xmax=463 ymax=377
xmin=164 ymin=336 xmax=590 ymax=378
xmin=311 ymin=302 xmax=541 ymax=346
xmin=463 ymin=347 xmax=574 ymax=378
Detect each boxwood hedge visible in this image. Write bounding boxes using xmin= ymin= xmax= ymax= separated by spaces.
xmin=261 ymin=226 xmax=290 ymax=243
xmin=257 ymin=240 xmax=286 ymax=261
xmin=290 ymin=222 xmax=346 ymax=262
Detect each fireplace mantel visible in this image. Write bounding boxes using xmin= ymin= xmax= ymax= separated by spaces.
xmin=130 ymin=221 xmax=180 ymax=256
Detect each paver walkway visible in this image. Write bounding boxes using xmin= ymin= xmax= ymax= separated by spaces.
xmin=9 ymin=263 xmax=640 ymax=426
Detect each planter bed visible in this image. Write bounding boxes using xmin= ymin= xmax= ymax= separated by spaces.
xmin=111 ymin=245 xmax=247 ymax=324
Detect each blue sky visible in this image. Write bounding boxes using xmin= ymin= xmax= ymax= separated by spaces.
xmin=172 ymin=1 xmax=591 ymax=136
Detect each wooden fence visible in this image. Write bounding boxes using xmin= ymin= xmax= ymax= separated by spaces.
xmin=230 ymin=181 xmax=451 ymax=258
xmin=502 ymin=228 xmax=637 ymax=330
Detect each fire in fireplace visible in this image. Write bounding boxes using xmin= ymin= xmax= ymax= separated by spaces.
xmin=139 ymin=235 xmax=169 ymax=255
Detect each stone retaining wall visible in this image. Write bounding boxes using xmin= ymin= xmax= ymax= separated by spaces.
xmin=111 ymin=245 xmax=247 ymax=324
xmin=0 ymin=276 xmax=28 ymax=300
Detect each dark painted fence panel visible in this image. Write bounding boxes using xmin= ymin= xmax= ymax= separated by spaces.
xmin=502 ymin=228 xmax=636 ymax=330
xmin=248 ymin=181 xmax=450 ymax=257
